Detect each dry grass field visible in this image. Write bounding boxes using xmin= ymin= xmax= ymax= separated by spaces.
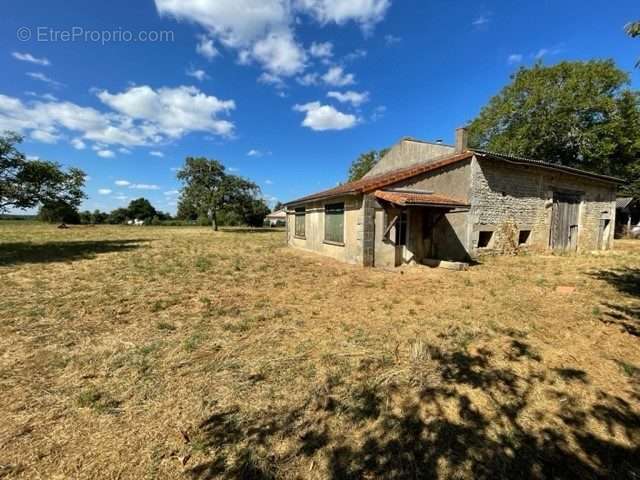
xmin=0 ymin=222 xmax=639 ymax=479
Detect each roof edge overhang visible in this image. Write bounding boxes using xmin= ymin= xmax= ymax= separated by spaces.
xmin=284 ymin=151 xmax=474 ymax=206
xmin=285 ymin=190 xmax=360 ymax=208
xmin=472 ymin=149 xmax=625 ymax=185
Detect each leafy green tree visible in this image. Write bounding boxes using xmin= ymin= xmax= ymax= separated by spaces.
xmin=467 ymin=61 xmax=640 ymax=194
xmin=92 ymin=209 xmax=108 ymax=224
xmin=107 ymin=208 xmax=129 ymax=224
xmin=1 ymin=132 xmax=86 ymax=212
xmin=79 ymin=210 xmax=92 ymax=224
xmin=176 ymin=157 xmax=260 ymax=230
xmin=239 ymin=197 xmax=271 ymax=227
xmin=348 ymin=149 xmax=389 ymax=181
xmin=126 ymin=198 xmax=157 ymax=221
xmin=176 ymin=200 xmax=198 ymax=221
xmin=272 ymin=201 xmax=284 ymax=212
xmin=38 ymin=201 xmax=81 ymax=224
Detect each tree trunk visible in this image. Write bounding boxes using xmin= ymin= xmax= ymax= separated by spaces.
xmin=209 ymin=209 xmax=218 ymax=231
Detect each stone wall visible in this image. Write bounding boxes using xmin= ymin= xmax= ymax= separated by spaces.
xmin=469 ymin=157 xmax=617 ymax=254
xmin=361 ymin=194 xmax=376 ymax=267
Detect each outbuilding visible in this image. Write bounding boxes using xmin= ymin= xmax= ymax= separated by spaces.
xmin=285 ymin=128 xmax=622 ymax=268
xmin=266 ymin=209 xmax=287 ymax=227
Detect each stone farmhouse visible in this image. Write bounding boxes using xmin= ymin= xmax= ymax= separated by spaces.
xmin=284 ymin=128 xmax=622 ymax=268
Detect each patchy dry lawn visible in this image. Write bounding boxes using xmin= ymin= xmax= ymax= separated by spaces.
xmin=0 ymin=223 xmax=639 ymax=479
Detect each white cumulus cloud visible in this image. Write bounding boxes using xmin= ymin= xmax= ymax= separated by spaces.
xmin=31 ymin=130 xmax=59 ymax=143
xmin=297 ymin=72 xmax=319 ymax=86
xmin=296 ymin=0 xmax=390 ymax=31
xmin=154 ymin=0 xmax=391 ymax=81
xmin=0 ymin=85 xmax=236 ymax=149
xmin=97 ymin=149 xmax=115 ymax=158
xmin=129 ymin=184 xmax=160 ymax=190
xmin=196 ymin=35 xmax=219 ymax=60
xmin=327 ymin=90 xmax=369 ymax=106
xmin=97 ymin=85 xmax=236 ymax=139
xmin=322 ymin=66 xmax=355 ymax=86
xmin=115 ymin=180 xmax=131 ymax=186
xmin=98 ymin=188 xmax=112 ymax=195
xmin=309 ymin=41 xmax=333 ymax=58
xmin=293 ymin=101 xmax=357 ymax=131
xmin=251 ymin=32 xmax=307 ymax=77
xmin=150 ymin=150 xmax=165 ymax=157
xmin=186 ymin=67 xmax=209 ymax=81
xmin=12 ymin=52 xmax=51 ymax=66
xmin=71 ymin=138 xmax=86 ymax=150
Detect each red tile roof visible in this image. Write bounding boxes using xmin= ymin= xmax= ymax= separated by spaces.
xmin=286 ymin=151 xmax=473 ymax=205
xmin=374 ymin=190 xmax=469 ymax=207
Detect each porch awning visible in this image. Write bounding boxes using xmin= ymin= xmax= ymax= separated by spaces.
xmin=374 ymin=190 xmax=469 ymax=208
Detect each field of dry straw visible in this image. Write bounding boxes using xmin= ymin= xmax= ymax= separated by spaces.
xmin=0 ymin=222 xmax=639 ymax=479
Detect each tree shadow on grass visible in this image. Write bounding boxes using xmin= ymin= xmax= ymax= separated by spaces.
xmin=0 ymin=239 xmax=149 ymax=266
xmin=187 ymin=336 xmax=640 ymax=479
xmin=590 ymin=268 xmax=640 ymax=337
xmin=590 ymin=268 xmax=640 ymax=298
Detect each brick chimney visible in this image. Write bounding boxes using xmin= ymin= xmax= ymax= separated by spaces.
xmin=455 ymin=127 xmax=468 ymax=153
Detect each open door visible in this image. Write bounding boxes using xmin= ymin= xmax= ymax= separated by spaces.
xmin=550 ymin=192 xmax=580 ymax=251
xmin=597 ymin=218 xmax=611 ymax=250
xmin=382 ymin=209 xmax=409 ymax=266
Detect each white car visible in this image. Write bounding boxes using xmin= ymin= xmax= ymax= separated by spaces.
xmin=631 ymin=225 xmax=640 ymax=239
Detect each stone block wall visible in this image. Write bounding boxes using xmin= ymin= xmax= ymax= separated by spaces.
xmin=469 ymin=157 xmax=617 ymax=254
xmin=361 ymin=194 xmax=376 ymax=266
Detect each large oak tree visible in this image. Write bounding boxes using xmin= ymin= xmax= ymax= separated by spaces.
xmin=176 ymin=157 xmax=262 ymax=230
xmin=467 ymin=61 xmax=640 ymax=197
xmin=1 ymin=132 xmax=86 ymax=212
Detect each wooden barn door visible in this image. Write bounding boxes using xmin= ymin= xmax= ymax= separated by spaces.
xmin=550 ymin=192 xmax=580 ymax=251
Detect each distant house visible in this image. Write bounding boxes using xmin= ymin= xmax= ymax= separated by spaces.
xmin=284 ymin=128 xmax=622 ymax=268
xmin=266 ymin=209 xmax=287 ymax=227
xmin=615 ymin=197 xmax=639 ymax=236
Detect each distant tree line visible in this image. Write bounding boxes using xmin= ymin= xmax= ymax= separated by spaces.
xmin=38 ymin=197 xmax=173 ymax=225
xmin=1 ymin=132 xmax=272 ymax=228
xmin=40 ymin=192 xmax=271 ymax=228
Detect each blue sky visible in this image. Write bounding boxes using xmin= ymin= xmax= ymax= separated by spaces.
xmin=2 ymin=0 xmax=638 ymax=214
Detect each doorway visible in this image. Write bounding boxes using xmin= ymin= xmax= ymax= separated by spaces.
xmin=550 ymin=192 xmax=581 ymax=251
xmin=597 ymin=218 xmax=611 ymax=250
